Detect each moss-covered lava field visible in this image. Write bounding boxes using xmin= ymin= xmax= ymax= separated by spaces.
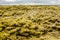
xmin=0 ymin=5 xmax=60 ymax=40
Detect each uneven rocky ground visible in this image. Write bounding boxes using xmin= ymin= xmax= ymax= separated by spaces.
xmin=0 ymin=5 xmax=60 ymax=40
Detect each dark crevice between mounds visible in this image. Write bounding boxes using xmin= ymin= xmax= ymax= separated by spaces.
xmin=34 ymin=26 xmax=38 ymax=30
xmin=52 ymin=27 xmax=57 ymax=30
xmin=11 ymin=23 xmax=25 ymax=27
xmin=11 ymin=24 xmax=20 ymax=27
xmin=43 ymin=22 xmax=50 ymax=25
xmin=57 ymin=28 xmax=60 ymax=31
xmin=16 ymin=32 xmax=31 ymax=38
xmin=52 ymin=27 xmax=60 ymax=31
xmin=57 ymin=20 xmax=60 ymax=23
xmin=12 ymin=13 xmax=16 ymax=16
xmin=1 ymin=22 xmax=9 ymax=27
xmin=32 ymin=19 xmax=42 ymax=25
xmin=1 ymin=22 xmax=4 ymax=24
xmin=45 ymin=26 xmax=53 ymax=32
xmin=48 ymin=29 xmax=53 ymax=32
xmin=10 ymin=32 xmax=16 ymax=36
xmin=10 ymin=28 xmax=20 ymax=35
xmin=0 ymin=15 xmax=2 ymax=17
xmin=48 ymin=19 xmax=58 ymax=23
xmin=16 ymin=30 xmax=41 ymax=38
xmin=6 ymin=27 xmax=15 ymax=31
xmin=41 ymin=30 xmax=48 ymax=35
xmin=32 ymin=19 xmax=36 ymax=22
xmin=48 ymin=20 xmax=56 ymax=23
xmin=1 ymin=27 xmax=6 ymax=32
